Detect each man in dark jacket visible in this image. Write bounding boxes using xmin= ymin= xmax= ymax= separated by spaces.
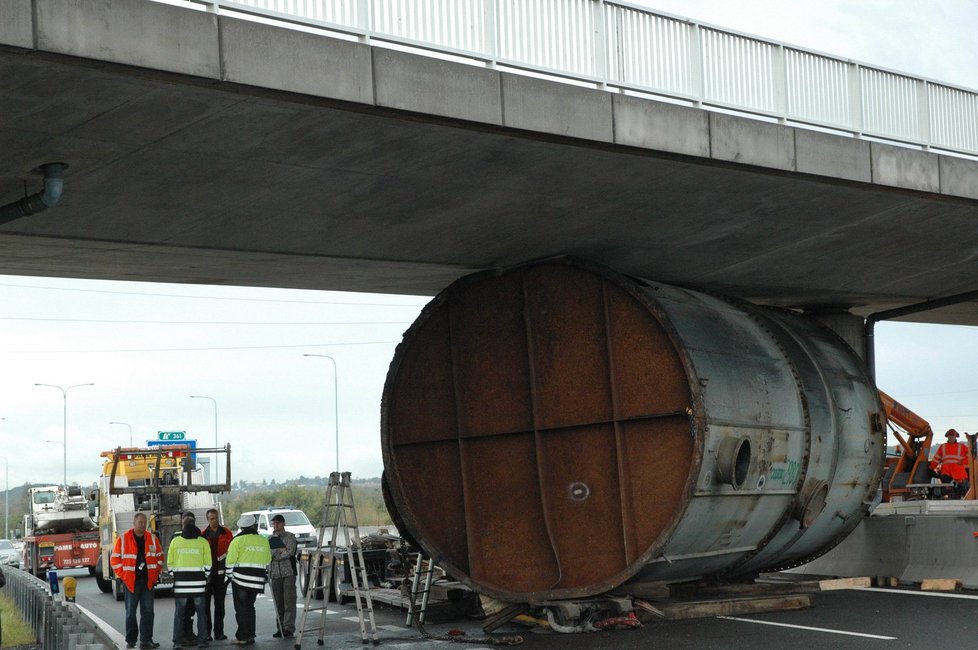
xmin=202 ymin=508 xmax=233 ymax=641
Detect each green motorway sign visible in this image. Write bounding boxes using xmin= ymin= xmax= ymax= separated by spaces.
xmin=158 ymin=431 xmax=186 ymax=441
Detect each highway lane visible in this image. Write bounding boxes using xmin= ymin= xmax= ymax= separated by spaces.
xmin=62 ymin=568 xmax=978 ymax=649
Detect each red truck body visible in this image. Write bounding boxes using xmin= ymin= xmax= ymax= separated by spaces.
xmin=22 ymin=530 xmax=100 ymax=578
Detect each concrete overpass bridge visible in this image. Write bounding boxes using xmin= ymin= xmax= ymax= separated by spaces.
xmin=2 ymin=0 xmax=978 ymax=333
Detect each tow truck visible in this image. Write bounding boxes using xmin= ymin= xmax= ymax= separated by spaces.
xmin=21 ymin=485 xmax=100 ymax=579
xmin=93 ymin=444 xmax=231 ymax=599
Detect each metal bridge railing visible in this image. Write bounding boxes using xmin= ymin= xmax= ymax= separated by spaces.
xmin=179 ymin=0 xmax=978 ymax=157
xmin=1 ymin=568 xmax=114 ymax=649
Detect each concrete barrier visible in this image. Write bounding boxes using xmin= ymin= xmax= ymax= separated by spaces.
xmin=1 ymin=568 xmax=115 ymax=649
xmin=791 ymin=504 xmax=978 ymax=588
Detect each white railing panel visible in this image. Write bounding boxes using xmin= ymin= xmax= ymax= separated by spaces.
xmin=371 ymin=0 xmax=485 ymax=53
xmin=173 ymin=0 xmax=978 ymax=157
xmin=929 ymin=83 xmax=978 ymax=153
xmin=225 ymin=0 xmax=361 ymax=26
xmin=701 ymin=28 xmax=777 ymax=113
xmin=606 ymin=4 xmax=693 ymax=96
xmin=496 ymin=0 xmax=595 ymax=77
xmin=785 ymin=49 xmax=849 ymax=128
xmin=861 ymin=67 xmax=920 ymax=142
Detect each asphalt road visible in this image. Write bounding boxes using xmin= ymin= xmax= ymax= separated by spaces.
xmin=63 ymin=568 xmax=977 ymax=649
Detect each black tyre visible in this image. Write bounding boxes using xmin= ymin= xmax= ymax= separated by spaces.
xmin=94 ymin=557 xmax=113 ymax=594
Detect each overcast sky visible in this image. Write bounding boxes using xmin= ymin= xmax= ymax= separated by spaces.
xmin=1 ymin=0 xmax=977 ymax=487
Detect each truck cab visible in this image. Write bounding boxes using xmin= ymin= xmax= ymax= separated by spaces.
xmin=94 ymin=444 xmax=232 ymax=599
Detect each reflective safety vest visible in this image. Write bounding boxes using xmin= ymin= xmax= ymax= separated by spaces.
xmin=935 ymin=441 xmax=969 ymax=467
xmin=226 ymin=532 xmax=271 ymax=593
xmin=111 ymin=528 xmax=163 ymax=592
xmin=167 ymin=535 xmax=212 ymax=597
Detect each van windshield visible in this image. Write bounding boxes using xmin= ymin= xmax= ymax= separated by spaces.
xmin=280 ymin=511 xmax=311 ymax=526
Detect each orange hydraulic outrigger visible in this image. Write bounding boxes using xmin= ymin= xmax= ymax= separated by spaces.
xmin=880 ymin=389 xmax=978 ymax=501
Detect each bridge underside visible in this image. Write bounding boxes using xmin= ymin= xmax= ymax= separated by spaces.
xmin=2 ymin=25 xmax=978 ymax=324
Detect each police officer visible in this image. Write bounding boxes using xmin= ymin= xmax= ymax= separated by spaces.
xmin=226 ymin=514 xmax=271 ymax=646
xmin=167 ymin=522 xmax=212 ymax=648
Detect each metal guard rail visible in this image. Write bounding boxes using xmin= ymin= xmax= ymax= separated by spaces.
xmin=175 ymin=0 xmax=978 ymax=159
xmin=1 ymin=567 xmax=114 ymax=649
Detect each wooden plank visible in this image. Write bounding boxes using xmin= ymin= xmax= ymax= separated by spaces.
xmin=652 ymin=595 xmax=812 ymax=621
xmin=818 ymin=576 xmax=872 ymax=591
xmin=632 ymin=599 xmax=665 ymax=620
xmin=616 ymin=581 xmax=670 ymax=599
xmin=669 ymin=580 xmax=821 ymax=600
xmin=921 ymin=578 xmax=962 ymax=591
xmin=482 ymin=603 xmax=529 ymax=633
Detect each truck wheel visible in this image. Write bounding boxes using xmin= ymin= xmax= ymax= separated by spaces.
xmin=114 ymin=578 xmax=125 ymax=601
xmin=95 ymin=573 xmax=113 ymax=594
xmin=35 ymin=568 xmax=47 ymax=581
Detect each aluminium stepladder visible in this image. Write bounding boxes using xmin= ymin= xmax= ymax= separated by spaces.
xmin=404 ymin=552 xmax=436 ymax=627
xmin=294 ymin=471 xmax=379 ymax=647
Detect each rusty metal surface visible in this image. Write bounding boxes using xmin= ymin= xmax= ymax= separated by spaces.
xmin=381 ymin=258 xmax=883 ymax=601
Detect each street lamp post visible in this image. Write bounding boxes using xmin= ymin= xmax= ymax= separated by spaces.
xmin=35 ymin=383 xmax=94 ymax=487
xmin=190 ymin=396 xmax=218 ymax=483
xmin=109 ymin=421 xmax=133 ymax=446
xmin=0 ymin=456 xmax=7 ymax=540
xmin=0 ymin=417 xmax=7 ymax=539
xmin=303 ymin=354 xmax=340 ymax=473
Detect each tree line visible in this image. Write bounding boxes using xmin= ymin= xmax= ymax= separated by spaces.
xmin=219 ymin=480 xmax=393 ymax=528
xmin=2 ymin=478 xmax=393 ymax=539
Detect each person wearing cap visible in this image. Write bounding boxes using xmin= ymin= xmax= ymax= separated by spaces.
xmin=167 ymin=521 xmax=212 ymax=648
xmin=226 ymin=514 xmax=271 ymax=646
xmin=933 ymin=429 xmax=970 ymax=498
xmin=268 ymin=514 xmax=299 ymax=638
xmin=177 ymin=512 xmax=200 ymax=645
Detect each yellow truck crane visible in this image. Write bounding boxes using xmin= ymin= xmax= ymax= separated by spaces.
xmin=93 ymin=444 xmax=231 ymax=600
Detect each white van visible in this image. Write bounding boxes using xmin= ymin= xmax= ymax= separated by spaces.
xmin=239 ymin=507 xmax=317 ymax=549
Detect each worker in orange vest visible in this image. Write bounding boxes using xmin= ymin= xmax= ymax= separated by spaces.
xmin=111 ymin=512 xmax=164 ymax=649
xmin=933 ymin=429 xmax=970 ymax=499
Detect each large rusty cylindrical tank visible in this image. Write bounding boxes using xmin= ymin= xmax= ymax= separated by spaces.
xmin=381 ymin=257 xmax=884 ymax=602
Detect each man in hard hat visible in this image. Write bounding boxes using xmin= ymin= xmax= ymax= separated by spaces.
xmin=226 ymin=514 xmax=271 ymax=646
xmin=933 ymin=429 xmax=970 ymax=498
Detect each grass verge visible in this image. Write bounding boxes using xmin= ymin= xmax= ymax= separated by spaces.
xmin=0 ymin=592 xmax=36 ymax=648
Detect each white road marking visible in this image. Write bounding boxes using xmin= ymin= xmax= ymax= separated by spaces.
xmin=853 ymin=586 xmax=978 ymax=600
xmin=378 ymin=624 xmax=404 ymax=631
xmin=717 ymin=616 xmax=897 ymax=640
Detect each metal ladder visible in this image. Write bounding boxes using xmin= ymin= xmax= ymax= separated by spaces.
xmin=405 ymin=553 xmax=437 ymax=627
xmin=293 ymin=471 xmax=379 ymax=648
